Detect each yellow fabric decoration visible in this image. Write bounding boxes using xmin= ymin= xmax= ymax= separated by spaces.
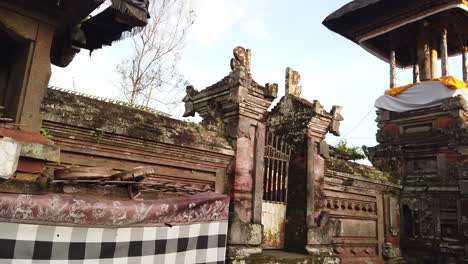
xmin=438 ymin=76 xmax=468 ymax=89
xmin=384 ymin=76 xmax=468 ymax=97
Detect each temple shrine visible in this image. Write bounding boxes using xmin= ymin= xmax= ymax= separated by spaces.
xmin=324 ymin=0 xmax=468 ymax=263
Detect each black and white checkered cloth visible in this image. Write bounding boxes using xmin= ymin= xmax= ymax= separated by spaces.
xmin=0 ymin=221 xmax=228 ymax=263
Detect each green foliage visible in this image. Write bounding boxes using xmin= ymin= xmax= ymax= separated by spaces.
xmin=94 ymin=129 xmax=104 ymax=143
xmin=40 ymin=128 xmax=53 ymax=139
xmin=336 ymin=140 xmax=367 ymax=160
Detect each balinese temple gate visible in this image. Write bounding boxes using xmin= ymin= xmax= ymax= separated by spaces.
xmin=187 ymin=47 xmax=402 ymax=263
xmin=324 ymin=0 xmax=468 ymax=263
xmin=2 ymin=0 xmax=465 ymax=262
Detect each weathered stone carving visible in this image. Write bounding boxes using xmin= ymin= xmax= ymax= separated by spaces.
xmin=389 ymin=197 xmax=399 ymax=236
xmin=307 ymin=211 xmax=338 ymax=245
xmin=382 ymin=242 xmax=401 ymax=259
xmin=230 ymin=46 xmax=251 ymax=73
xmin=285 ymin=67 xmax=302 ymax=97
xmin=329 ymin=105 xmax=343 ymax=136
xmin=368 ymin=144 xmax=403 ymax=175
xmin=265 ymin=83 xmax=278 ymax=98
xmin=324 ymin=199 xmax=377 ymax=214
xmin=182 ymin=85 xmax=199 ymax=117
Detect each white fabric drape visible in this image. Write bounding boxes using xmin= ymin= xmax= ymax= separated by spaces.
xmin=375 ymin=81 xmax=468 ymax=112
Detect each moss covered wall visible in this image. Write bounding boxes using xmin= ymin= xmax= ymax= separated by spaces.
xmin=41 ymin=88 xmax=233 ymax=152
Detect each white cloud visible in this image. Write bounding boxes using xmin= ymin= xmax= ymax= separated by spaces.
xmin=189 ymin=0 xmax=270 ymax=47
xmin=190 ymin=0 xmax=245 ymax=47
xmin=241 ymin=17 xmax=270 ymax=40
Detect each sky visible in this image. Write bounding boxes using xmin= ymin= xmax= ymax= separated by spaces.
xmin=50 ymin=0 xmax=465 ymax=152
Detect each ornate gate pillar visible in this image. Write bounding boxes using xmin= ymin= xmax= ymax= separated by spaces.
xmin=267 ymin=67 xmax=343 ymax=256
xmin=185 ymin=46 xmax=278 ymax=259
xmin=304 ymin=102 xmax=343 ymax=255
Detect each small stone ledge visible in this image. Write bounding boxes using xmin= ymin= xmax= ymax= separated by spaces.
xmin=229 ymin=249 xmax=340 ymax=264
xmin=19 ymin=141 xmax=60 ymax=162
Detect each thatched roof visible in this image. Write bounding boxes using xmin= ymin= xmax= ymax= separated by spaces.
xmin=322 ymin=0 xmax=468 ymax=68
xmin=323 ymin=0 xmax=381 ymax=22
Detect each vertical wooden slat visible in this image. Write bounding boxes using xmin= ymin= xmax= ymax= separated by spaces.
xmin=390 ymin=49 xmax=397 ymax=88
xmin=440 ymin=28 xmax=449 ymax=77
xmin=463 ymin=45 xmax=468 ymax=83
xmin=413 ymin=64 xmax=419 ymax=84
xmin=430 ymin=47 xmax=438 ymax=79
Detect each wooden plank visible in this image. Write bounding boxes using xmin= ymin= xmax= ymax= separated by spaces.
xmin=58 ymin=145 xmax=221 ymax=173
xmin=60 ymin=152 xmax=218 ymax=182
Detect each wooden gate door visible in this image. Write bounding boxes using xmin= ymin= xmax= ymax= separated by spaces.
xmin=261 ymin=133 xmax=291 ymax=249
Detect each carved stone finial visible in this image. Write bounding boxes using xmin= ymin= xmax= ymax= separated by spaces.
xmin=285 ymin=67 xmax=302 ymax=97
xmin=230 ymin=46 xmax=251 ymax=72
xmin=182 ymin=85 xmax=198 ymax=117
xmin=265 ymin=83 xmax=278 ymax=98
xmin=329 ymin=105 xmax=343 ymax=136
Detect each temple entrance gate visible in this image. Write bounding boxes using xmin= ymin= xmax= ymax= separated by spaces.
xmin=261 ymin=132 xmax=291 ymax=249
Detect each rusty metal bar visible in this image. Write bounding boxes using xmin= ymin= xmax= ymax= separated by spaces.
xmin=276 ymin=139 xmax=284 ymax=202
xmin=278 ymin=142 xmax=284 ymax=203
xmin=267 ymin=134 xmax=273 ymax=200
xmin=263 ymin=133 xmax=270 ymax=199
xmin=284 ymin=145 xmax=291 ymax=203
xmin=272 ymin=135 xmax=279 ymax=201
xmin=263 ymin=132 xmax=292 ymax=204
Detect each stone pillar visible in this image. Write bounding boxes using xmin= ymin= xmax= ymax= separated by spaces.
xmin=304 ymin=102 xmax=343 ymax=256
xmin=0 ymin=8 xmax=54 ymax=132
xmin=187 ymin=46 xmax=278 ymax=260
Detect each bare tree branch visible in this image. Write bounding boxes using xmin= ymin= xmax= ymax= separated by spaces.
xmin=116 ymin=0 xmax=194 ymax=108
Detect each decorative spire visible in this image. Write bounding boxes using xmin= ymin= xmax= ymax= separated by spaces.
xmin=230 ymin=46 xmax=251 ymax=73
xmin=285 ymin=67 xmax=302 ymax=97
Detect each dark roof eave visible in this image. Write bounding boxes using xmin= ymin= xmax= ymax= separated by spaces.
xmin=323 ymin=0 xmax=382 ymax=25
